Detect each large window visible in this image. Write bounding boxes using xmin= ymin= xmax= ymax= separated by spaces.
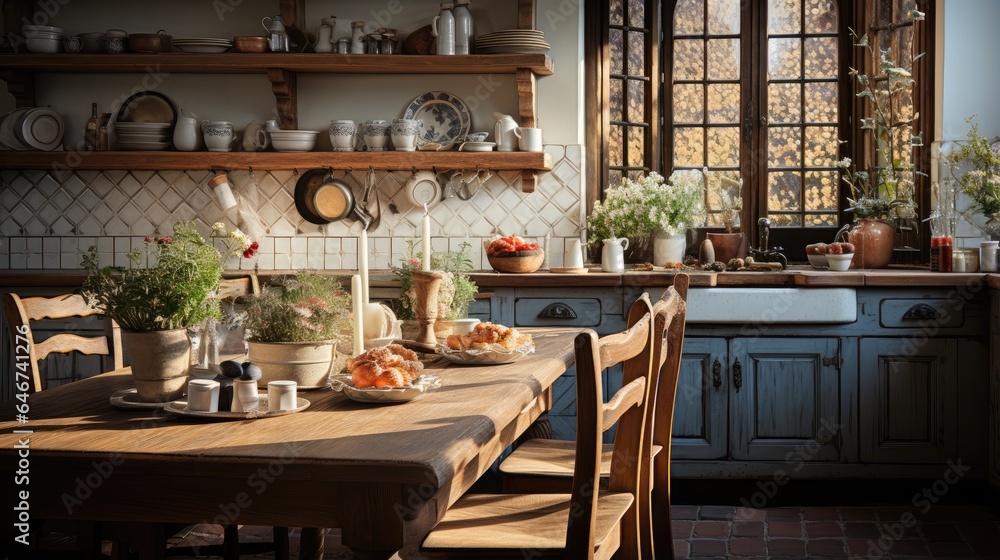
xmin=588 ymin=0 xmax=933 ymax=257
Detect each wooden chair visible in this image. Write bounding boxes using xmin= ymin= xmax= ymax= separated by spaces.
xmin=420 ymin=293 xmax=656 ymax=559
xmin=497 ymin=274 xmax=690 ymax=559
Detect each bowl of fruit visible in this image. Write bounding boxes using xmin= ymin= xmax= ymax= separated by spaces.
xmin=805 ymin=242 xmax=855 ymax=270
xmin=486 ymin=235 xmax=545 ymax=273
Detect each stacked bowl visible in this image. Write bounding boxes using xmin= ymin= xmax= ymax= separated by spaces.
xmin=115 ymin=122 xmax=172 ymax=151
xmin=23 ymin=25 xmax=64 ymax=53
xmin=270 ymin=130 xmax=318 ymax=152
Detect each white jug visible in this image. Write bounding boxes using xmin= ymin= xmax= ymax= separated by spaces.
xmin=493 ymin=112 xmax=518 ymax=152
xmin=314 ymin=18 xmax=334 ymax=52
xmin=431 ymin=3 xmax=455 ymax=55
xmin=601 ymin=236 xmax=629 ymax=273
xmin=172 ymin=109 xmax=201 ymax=152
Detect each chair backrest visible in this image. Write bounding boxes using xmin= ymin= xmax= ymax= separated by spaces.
xmin=3 ymin=292 xmax=122 ymax=394
xmin=566 ymin=292 xmax=656 ymax=559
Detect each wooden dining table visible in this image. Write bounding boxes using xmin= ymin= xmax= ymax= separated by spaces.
xmin=0 ymin=327 xmax=581 ymax=560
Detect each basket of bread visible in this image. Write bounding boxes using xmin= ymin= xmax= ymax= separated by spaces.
xmin=330 ymin=343 xmax=440 ymax=403
xmin=439 ymin=322 xmax=535 ymax=365
xmin=486 ymin=235 xmax=544 ymax=273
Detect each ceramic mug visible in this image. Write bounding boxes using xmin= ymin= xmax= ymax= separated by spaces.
xmin=359 ymin=119 xmax=390 ymax=152
xmin=514 ymin=127 xmax=543 ymax=152
xmin=203 ymin=121 xmax=235 ymax=152
xmin=328 ymin=119 xmax=356 ymax=152
xmin=390 ymin=118 xmax=421 ymax=151
xmin=105 ymin=36 xmax=125 ymax=54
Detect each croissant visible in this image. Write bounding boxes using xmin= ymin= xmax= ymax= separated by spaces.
xmin=347 ymin=344 xmax=424 ymax=388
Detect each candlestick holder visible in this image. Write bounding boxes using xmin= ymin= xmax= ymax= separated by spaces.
xmin=411 ymin=270 xmax=444 ymax=345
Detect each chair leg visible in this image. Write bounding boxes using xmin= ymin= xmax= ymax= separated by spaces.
xmin=273 ymin=526 xmax=290 ymax=560
xmin=299 ymin=528 xmax=325 ymax=560
xmin=223 ymin=525 xmax=240 ymax=560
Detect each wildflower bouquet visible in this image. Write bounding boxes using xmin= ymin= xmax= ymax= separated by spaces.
xmin=391 ymin=240 xmax=478 ymax=320
xmin=950 ymin=116 xmax=1000 ymax=233
xmin=587 ymin=170 xmax=706 ymax=246
xmin=243 ymin=273 xmax=352 ymax=343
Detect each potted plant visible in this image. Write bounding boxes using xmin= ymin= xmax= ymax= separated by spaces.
xmin=391 ymin=240 xmax=478 ymax=340
xmin=707 ymin=176 xmax=746 ymax=264
xmin=586 ymin=170 xmax=706 ymax=265
xmin=243 ymin=273 xmax=353 ymax=389
xmin=81 ymin=221 xmax=237 ymax=402
xmin=949 ymin=115 xmax=1000 ymax=239
xmin=837 ymin=9 xmax=924 ymax=269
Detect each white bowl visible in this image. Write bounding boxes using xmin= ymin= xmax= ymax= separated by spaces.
xmin=271 ymin=137 xmax=316 ymax=152
xmin=807 ymin=254 xmax=828 ymax=268
xmin=23 ymin=25 xmax=63 ymax=34
xmin=270 ymin=130 xmax=319 ymax=140
xmin=26 ymin=37 xmax=60 ymax=53
xmin=25 ymin=31 xmax=63 ymax=39
xmin=825 ymin=253 xmax=853 ymax=271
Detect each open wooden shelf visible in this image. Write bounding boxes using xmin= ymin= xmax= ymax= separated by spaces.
xmin=0 ymin=53 xmax=554 ymax=75
xmin=0 ymin=150 xmax=553 ymax=191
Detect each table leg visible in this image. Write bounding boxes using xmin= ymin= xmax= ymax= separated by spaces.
xmin=298 ymin=527 xmax=325 ymax=560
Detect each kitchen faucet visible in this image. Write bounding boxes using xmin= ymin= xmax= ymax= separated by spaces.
xmin=748 ymin=217 xmax=788 ymax=269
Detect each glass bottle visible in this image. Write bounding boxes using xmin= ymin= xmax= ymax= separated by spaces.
xmin=350 ymin=21 xmax=366 ymax=54
xmin=84 ymin=103 xmax=98 ymax=151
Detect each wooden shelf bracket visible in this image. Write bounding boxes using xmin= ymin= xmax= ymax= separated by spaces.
xmin=266 ymin=68 xmax=297 ymax=130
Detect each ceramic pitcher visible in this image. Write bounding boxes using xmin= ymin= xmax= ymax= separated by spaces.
xmin=601 ymin=236 xmax=629 ymax=273
xmin=172 ymin=109 xmax=201 ymax=152
xmin=493 ymin=112 xmax=518 ymax=152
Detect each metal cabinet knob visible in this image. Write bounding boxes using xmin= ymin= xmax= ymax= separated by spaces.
xmin=902 ymin=303 xmax=938 ymax=321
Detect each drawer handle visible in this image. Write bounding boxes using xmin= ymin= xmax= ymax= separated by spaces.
xmin=538 ymin=303 xmax=577 ymax=320
xmin=732 ymin=358 xmax=742 ymax=392
xmin=712 ymin=358 xmax=722 ymax=390
xmin=902 ymin=303 xmax=939 ymax=321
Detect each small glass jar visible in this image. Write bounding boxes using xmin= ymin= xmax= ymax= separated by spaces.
xmin=380 ymin=31 xmax=397 ymax=54
xmin=336 ymin=36 xmax=350 ymax=54
xmin=981 ymin=240 xmax=999 ymax=272
xmin=365 ymin=33 xmax=382 ymax=54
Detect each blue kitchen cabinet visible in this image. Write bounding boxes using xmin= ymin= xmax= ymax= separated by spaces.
xmin=671 ymin=337 xmax=728 ymax=460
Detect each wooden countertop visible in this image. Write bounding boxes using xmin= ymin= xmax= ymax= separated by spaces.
xmin=1 ymin=266 xmax=993 ymax=289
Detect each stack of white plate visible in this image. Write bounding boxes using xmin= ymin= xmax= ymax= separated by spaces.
xmin=270 ymin=130 xmax=318 ymax=152
xmin=475 ymin=29 xmax=550 ymax=54
xmin=0 ymin=107 xmax=65 ymax=151
xmin=115 ymin=122 xmax=172 ymax=151
xmin=172 ymin=37 xmax=233 ymax=53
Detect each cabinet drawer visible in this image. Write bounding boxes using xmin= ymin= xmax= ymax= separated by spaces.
xmin=513 ymin=298 xmax=602 ymax=327
xmin=879 ymin=298 xmax=965 ymax=329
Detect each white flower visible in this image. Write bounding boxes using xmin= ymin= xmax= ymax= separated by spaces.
xmin=212 ymin=222 xmax=226 ymax=232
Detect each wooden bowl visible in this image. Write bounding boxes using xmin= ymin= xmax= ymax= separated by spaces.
xmin=234 ymin=36 xmax=268 ymax=53
xmin=487 ymin=250 xmax=544 ymax=273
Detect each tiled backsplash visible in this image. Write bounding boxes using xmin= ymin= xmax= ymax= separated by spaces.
xmin=0 ymin=145 xmax=584 ymax=271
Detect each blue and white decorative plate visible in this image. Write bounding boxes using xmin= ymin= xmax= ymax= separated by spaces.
xmin=403 ymin=91 xmax=471 ymax=151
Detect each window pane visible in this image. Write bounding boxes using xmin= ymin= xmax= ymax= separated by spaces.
xmin=804 ymin=126 xmax=837 ymax=168
xmin=674 ymin=0 xmax=704 ymax=35
xmin=707 ymin=84 xmax=739 ymax=123
xmin=674 ymin=127 xmax=705 ymax=167
xmin=628 ymin=79 xmax=645 ymax=123
xmin=674 ymin=40 xmax=704 ymax=81
xmin=707 ymin=39 xmax=740 ymax=80
xmin=610 ymin=125 xmax=624 ymax=167
xmin=768 ymin=83 xmax=802 ymax=124
xmin=804 ymin=82 xmax=838 ymax=123
xmin=674 ymin=84 xmax=704 ymax=124
xmin=704 ymin=170 xmax=742 ymax=226
xmin=805 ymin=213 xmax=837 ymax=226
xmin=628 ymin=127 xmax=646 ymax=168
xmin=804 ymin=37 xmax=837 ymax=79
xmin=628 ymin=0 xmax=645 ymax=27
xmin=769 ymin=171 xmax=803 ymax=212
xmin=610 ymin=78 xmax=624 ymax=123
xmin=610 ymin=0 xmax=624 ymax=27
xmin=708 ymin=127 xmax=740 ymax=167
xmin=805 ymin=0 xmax=838 ymax=33
xmin=609 ymin=169 xmax=624 ymax=189
xmin=768 ymin=127 xmax=802 ymax=167
xmin=768 ymin=38 xmax=802 ymax=80
xmin=628 ymin=31 xmax=645 ymax=73
xmin=768 ymin=0 xmax=802 ymax=34
xmin=707 ymin=0 xmax=740 ymax=35
xmin=805 ymin=171 xmax=838 ymax=211
xmin=610 ymin=28 xmax=624 ymax=75
xmin=769 ymin=214 xmax=803 ymax=226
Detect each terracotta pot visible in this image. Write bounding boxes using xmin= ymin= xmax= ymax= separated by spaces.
xmin=846 ymin=217 xmax=895 ymax=269
xmin=248 ymin=340 xmax=336 ymax=389
xmin=122 ymin=329 xmax=191 ymax=403
xmin=707 ymin=232 xmax=747 ymax=264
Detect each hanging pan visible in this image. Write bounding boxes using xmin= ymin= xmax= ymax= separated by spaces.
xmin=294 ymin=168 xmax=355 ymax=224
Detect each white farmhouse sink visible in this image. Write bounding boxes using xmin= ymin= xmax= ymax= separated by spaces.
xmin=685 ymin=288 xmax=857 ymax=324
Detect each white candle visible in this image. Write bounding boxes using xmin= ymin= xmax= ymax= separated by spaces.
xmin=359 ymin=228 xmax=369 ymax=303
xmin=422 ymin=203 xmax=431 ymax=271
xmin=351 ymin=274 xmax=364 ymax=355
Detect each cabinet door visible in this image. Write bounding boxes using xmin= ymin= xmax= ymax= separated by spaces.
xmin=859 ymin=338 xmax=957 ymax=463
xmin=672 ymin=338 xmax=728 ymax=460
xmin=730 ymin=338 xmax=842 ymax=461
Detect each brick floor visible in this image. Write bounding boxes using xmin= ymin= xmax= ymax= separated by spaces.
xmin=161 ymin=504 xmax=1000 ymax=559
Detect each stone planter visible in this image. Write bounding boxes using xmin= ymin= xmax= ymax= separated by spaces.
xmin=122 ymin=328 xmax=191 ymax=403
xmin=247 ymin=340 xmax=337 ymax=389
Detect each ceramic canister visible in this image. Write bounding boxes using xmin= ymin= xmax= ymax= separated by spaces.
xmin=360 ymin=120 xmax=390 ymax=151
xmin=390 ymin=118 xmax=421 ymax=151
xmin=203 ymin=121 xmax=234 ymax=152
xmin=329 ymin=119 xmax=356 ymax=151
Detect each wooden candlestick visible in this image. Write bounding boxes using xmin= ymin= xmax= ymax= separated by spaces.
xmin=411 ymin=270 xmax=444 ymax=345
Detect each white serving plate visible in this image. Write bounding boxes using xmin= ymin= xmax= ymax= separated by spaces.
xmin=458 ymin=141 xmax=495 ymax=152
xmin=477 ymin=45 xmax=550 ymax=54
xmin=0 ymin=108 xmax=33 ymax=150
xmin=330 ymin=374 xmax=440 ymax=404
xmin=17 ymin=107 xmax=64 ymax=151
xmin=174 ymin=44 xmax=231 ymax=53
xmin=116 ymin=140 xmax=171 ymax=150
